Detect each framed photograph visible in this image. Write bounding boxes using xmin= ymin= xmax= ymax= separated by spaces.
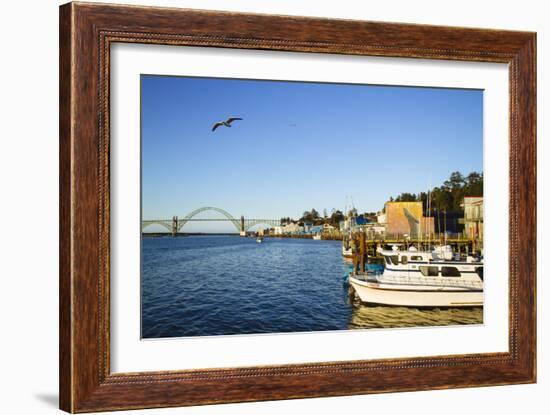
xmin=59 ymin=2 xmax=536 ymax=412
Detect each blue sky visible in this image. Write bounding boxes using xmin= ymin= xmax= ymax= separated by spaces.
xmin=141 ymin=75 xmax=482 ymax=232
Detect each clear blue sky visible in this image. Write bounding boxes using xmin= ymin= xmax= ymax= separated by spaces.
xmin=141 ymin=75 xmax=482 ymax=232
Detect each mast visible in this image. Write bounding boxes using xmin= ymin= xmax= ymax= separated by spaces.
xmin=426 ymin=186 xmax=432 ymax=251
xmin=444 ymin=209 xmax=447 ymax=246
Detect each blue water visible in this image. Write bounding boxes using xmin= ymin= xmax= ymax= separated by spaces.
xmin=141 ymin=236 xmax=481 ymax=338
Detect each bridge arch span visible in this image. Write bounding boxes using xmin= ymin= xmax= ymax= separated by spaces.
xmin=142 ymin=220 xmax=173 ymax=232
xmin=244 ymin=220 xmax=280 ymax=232
xmin=178 ymin=206 xmax=241 ymax=232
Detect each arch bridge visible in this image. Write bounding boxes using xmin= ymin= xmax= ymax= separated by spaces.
xmin=141 ymin=207 xmax=281 ymax=236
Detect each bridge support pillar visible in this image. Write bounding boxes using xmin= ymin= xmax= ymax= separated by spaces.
xmin=172 ymin=216 xmax=178 ymax=237
xmin=240 ymin=215 xmax=245 ymax=236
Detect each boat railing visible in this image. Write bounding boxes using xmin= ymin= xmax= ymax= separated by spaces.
xmin=374 ymin=274 xmax=483 ymax=290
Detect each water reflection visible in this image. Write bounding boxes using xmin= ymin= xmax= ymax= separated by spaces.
xmin=348 ymin=302 xmax=483 ymax=329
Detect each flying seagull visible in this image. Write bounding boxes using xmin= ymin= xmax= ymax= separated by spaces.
xmin=211 ymin=117 xmax=243 ymax=132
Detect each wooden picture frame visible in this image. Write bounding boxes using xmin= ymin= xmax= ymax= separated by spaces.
xmin=59 ymin=2 xmax=536 ymax=412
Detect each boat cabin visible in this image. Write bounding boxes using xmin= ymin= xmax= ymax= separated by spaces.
xmin=378 ymin=246 xmax=483 ymax=281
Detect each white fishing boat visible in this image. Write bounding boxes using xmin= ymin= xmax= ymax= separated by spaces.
xmin=342 ymin=245 xmax=353 ymax=259
xmin=348 ymin=245 xmax=483 ymax=307
xmin=341 ymin=234 xmax=353 ymax=259
xmin=312 ymin=234 xmax=322 ymax=240
xmin=256 ymin=237 xmax=263 ymax=243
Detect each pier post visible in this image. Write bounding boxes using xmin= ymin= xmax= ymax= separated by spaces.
xmin=171 ymin=216 xmax=178 ymax=237
xmin=240 ymin=215 xmax=246 ymax=237
xmin=359 ymin=231 xmax=366 ymax=273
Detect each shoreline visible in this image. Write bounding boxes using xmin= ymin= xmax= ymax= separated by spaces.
xmin=142 ymin=232 xmax=343 ymax=240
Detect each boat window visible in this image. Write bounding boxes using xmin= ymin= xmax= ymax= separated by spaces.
xmin=475 ymin=267 xmax=484 ymax=280
xmin=400 ymin=256 xmax=408 ymax=264
xmin=419 ymin=266 xmax=439 ymax=277
xmin=441 ymin=266 xmax=461 ymax=277
xmin=390 ymin=256 xmax=399 ymax=266
xmin=385 ymin=256 xmax=392 ymax=265
xmin=410 ymin=256 xmax=423 ymax=261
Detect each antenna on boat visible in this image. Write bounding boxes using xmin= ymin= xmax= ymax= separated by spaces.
xmin=436 ymin=206 xmax=441 ymax=238
xmin=427 ymin=175 xmax=432 ymax=252
xmin=444 ymin=209 xmax=447 ymax=246
xmin=344 ymin=195 xmax=348 ymax=223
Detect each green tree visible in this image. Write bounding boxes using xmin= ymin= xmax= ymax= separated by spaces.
xmin=329 ymin=210 xmax=345 ymax=227
xmin=301 ymin=210 xmax=313 ymax=224
xmin=465 ymin=172 xmax=483 ymax=196
xmin=444 ymin=171 xmax=466 ymax=190
xmin=395 ymin=192 xmax=417 ymax=202
xmin=389 ymin=171 xmax=483 ymax=213
xmin=301 ymin=208 xmax=322 ymax=225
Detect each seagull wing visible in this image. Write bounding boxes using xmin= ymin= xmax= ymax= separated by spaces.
xmin=226 ymin=117 xmax=243 ymax=125
xmin=212 ymin=122 xmax=224 ymax=131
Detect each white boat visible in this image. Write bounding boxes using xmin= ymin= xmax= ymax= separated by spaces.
xmin=348 ymin=245 xmax=483 ymax=307
xmin=312 ymin=234 xmax=322 ymax=240
xmin=341 ymin=234 xmax=353 ymax=259
xmin=256 ymin=237 xmax=263 ymax=243
xmin=342 ymin=245 xmax=353 ymax=259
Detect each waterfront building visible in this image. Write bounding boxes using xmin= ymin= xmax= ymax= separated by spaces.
xmin=384 ymin=201 xmax=434 ymax=237
xmin=376 ymin=211 xmax=387 ymax=226
xmin=350 ymin=223 xmax=386 ymax=238
xmin=461 ymin=196 xmax=483 ymax=240
xmin=340 ymin=213 xmax=368 ymax=232
xmin=366 ymin=224 xmax=386 ymax=236
xmin=282 ymin=222 xmax=303 ymax=234
xmin=309 ymin=225 xmax=323 ymax=235
xmin=355 ymin=216 xmax=369 ymax=226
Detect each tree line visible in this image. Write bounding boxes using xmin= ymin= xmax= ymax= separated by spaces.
xmin=390 ymin=171 xmax=483 ymax=212
xmin=281 ymin=208 xmax=346 ymax=227
xmin=279 ymin=171 xmax=482 ymax=227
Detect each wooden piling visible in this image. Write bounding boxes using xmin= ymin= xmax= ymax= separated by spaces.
xmin=359 ymin=231 xmax=366 ymax=273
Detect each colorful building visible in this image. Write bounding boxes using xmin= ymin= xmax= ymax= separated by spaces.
xmin=384 ymin=201 xmax=434 ymax=237
xmin=461 ymin=196 xmax=483 ymax=240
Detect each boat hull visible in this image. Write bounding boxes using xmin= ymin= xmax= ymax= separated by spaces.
xmin=349 ymin=276 xmax=483 ymax=308
xmin=342 ymin=247 xmax=353 ymax=259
